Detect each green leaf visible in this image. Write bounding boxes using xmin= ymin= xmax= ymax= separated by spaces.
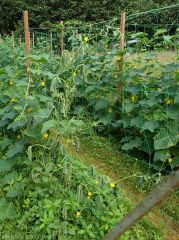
xmin=0 ymin=138 xmax=12 ymax=150
xmin=130 ymin=116 xmax=144 ymax=128
xmin=154 ymin=150 xmax=170 ymax=162
xmin=78 ymin=230 xmax=85 ymax=235
xmin=122 ymin=137 xmax=142 ymax=151
xmin=166 ymin=105 xmax=179 ymax=120
xmin=6 ymin=182 xmax=24 ymax=198
xmin=0 ymin=158 xmax=16 ymax=172
xmin=2 ymin=171 xmax=18 ymax=185
xmin=7 ymin=116 xmax=29 ymax=131
xmin=6 ymin=141 xmax=26 ymax=158
xmin=154 ymin=128 xmax=177 ymax=150
xmin=139 ymin=138 xmax=154 ymax=155
xmin=142 ymin=121 xmax=159 ymax=132
xmin=2 ymin=111 xmax=16 ymax=121
xmin=95 ymin=99 xmax=108 ymax=111
xmin=154 ymin=28 xmax=167 ymax=36
xmin=24 ymin=126 xmax=41 ymax=138
xmin=174 ymin=94 xmax=179 ymax=104
xmin=152 ymin=161 xmax=167 ymax=171
xmin=170 ymin=156 xmax=179 ymax=168
xmin=30 ymin=54 xmax=48 ymax=63
xmin=0 ymin=198 xmax=17 ymax=220
xmin=0 ymin=119 xmax=9 ymax=128
xmin=33 ymin=108 xmax=53 ymax=119
xmin=70 ymin=119 xmax=85 ymax=127
xmin=123 ymin=103 xmax=133 ymax=113
xmin=41 ymin=120 xmax=58 ymax=133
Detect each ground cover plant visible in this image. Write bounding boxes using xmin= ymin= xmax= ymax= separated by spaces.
xmin=0 ymin=38 xmax=165 ymax=239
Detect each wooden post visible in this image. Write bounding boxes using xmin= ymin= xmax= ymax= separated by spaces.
xmin=12 ymin=31 xmax=15 ymax=49
xmin=103 ymin=169 xmax=179 ymax=240
xmin=60 ymin=21 xmax=64 ymax=55
xmin=50 ymin=32 xmax=53 ymax=52
xmin=23 ymin=10 xmax=30 ymax=69
xmin=32 ymin=32 xmax=35 ymax=47
xmin=118 ymin=11 xmax=126 ymax=103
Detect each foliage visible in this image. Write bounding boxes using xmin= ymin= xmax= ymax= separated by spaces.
xmin=0 ymin=0 xmax=178 ymax=33
xmin=0 ymin=38 xmax=163 ymax=239
xmin=120 ymin=58 xmax=179 ymax=171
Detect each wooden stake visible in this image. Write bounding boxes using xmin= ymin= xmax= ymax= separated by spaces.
xmin=50 ymin=32 xmax=53 ymax=52
xmin=118 ymin=11 xmax=126 ymax=103
xmin=120 ymin=11 xmax=126 ymax=50
xmin=103 ymin=169 xmax=179 ymax=240
xmin=60 ymin=21 xmax=64 ymax=55
xmin=23 ymin=10 xmax=30 ymax=69
xmin=12 ymin=31 xmax=15 ymax=49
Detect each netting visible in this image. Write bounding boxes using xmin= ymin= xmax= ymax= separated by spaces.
xmin=0 ymin=4 xmax=178 ymax=234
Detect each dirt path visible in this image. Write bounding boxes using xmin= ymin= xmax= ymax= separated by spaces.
xmin=61 ymin=136 xmax=179 ymax=240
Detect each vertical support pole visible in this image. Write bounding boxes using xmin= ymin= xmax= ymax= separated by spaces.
xmin=32 ymin=32 xmax=35 ymax=47
xmin=50 ymin=32 xmax=53 ymax=52
xmin=118 ymin=11 xmax=126 ymax=103
xmin=120 ymin=11 xmax=126 ymax=51
xmin=23 ymin=10 xmax=30 ymax=69
xmin=60 ymin=21 xmax=64 ymax=55
xmin=0 ymin=33 xmax=2 ymax=45
xmin=12 ymin=31 xmax=15 ymax=49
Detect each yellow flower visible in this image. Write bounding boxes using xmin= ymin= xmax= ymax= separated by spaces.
xmin=149 ymin=59 xmax=155 ymax=64
xmin=11 ymin=98 xmax=17 ymax=103
xmin=43 ymin=133 xmax=49 ymax=140
xmin=73 ymin=72 xmax=77 ymax=77
xmin=95 ymin=180 xmax=99 ymax=185
xmin=131 ymin=95 xmax=138 ymax=103
xmin=87 ymin=192 xmax=92 ymax=198
xmin=108 ymin=108 xmax=113 ymax=113
xmin=165 ymin=98 xmax=173 ymax=105
xmin=66 ymin=139 xmax=72 ymax=144
xmin=26 ymin=107 xmax=33 ymax=113
xmin=110 ymin=182 xmax=115 ymax=188
xmin=84 ymin=36 xmax=89 ymax=43
xmin=17 ymin=135 xmax=21 ymax=140
xmin=27 ymin=67 xmax=30 ymax=73
xmin=117 ymin=56 xmax=122 ymax=61
xmin=168 ymin=158 xmax=173 ymax=163
xmin=76 ymin=211 xmax=81 ymax=217
xmin=41 ymin=81 xmax=46 ymax=87
xmin=9 ymin=80 xmax=14 ymax=86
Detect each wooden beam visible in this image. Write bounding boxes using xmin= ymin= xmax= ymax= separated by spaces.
xmin=103 ymin=169 xmax=179 ymax=240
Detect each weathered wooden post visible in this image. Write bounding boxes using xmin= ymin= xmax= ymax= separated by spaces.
xmin=60 ymin=20 xmax=64 ymax=55
xmin=103 ymin=169 xmax=179 ymax=240
xmin=118 ymin=11 xmax=126 ymax=103
xmin=12 ymin=31 xmax=15 ymax=49
xmin=23 ymin=10 xmax=30 ymax=69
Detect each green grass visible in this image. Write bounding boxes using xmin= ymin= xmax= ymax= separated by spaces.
xmin=64 ymin=134 xmax=179 ymax=239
